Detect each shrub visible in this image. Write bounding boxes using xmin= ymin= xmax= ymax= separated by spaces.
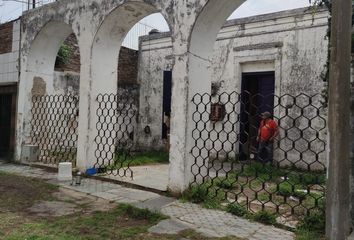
xmin=252 ymin=211 xmax=277 ymax=225
xmin=182 ymin=184 xmax=223 ymax=209
xmin=56 ymin=43 xmax=71 ymax=65
xmin=277 ymin=182 xmax=293 ymax=197
xmin=182 ymin=184 xmax=209 ymax=204
xmin=227 ymin=203 xmax=247 ymax=217
xmin=215 ymin=178 xmax=235 ymax=190
xmin=297 ymin=210 xmax=325 ymax=233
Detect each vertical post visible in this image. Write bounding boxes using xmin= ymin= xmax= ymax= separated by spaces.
xmin=32 ymin=0 xmax=35 ymax=9
xmin=326 ymin=0 xmax=352 ymax=239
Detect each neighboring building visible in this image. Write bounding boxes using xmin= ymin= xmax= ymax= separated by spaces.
xmin=137 ymin=8 xmax=329 ymax=142
xmin=136 ymin=8 xmax=329 ymax=168
xmin=0 ymin=7 xmax=330 ymax=168
xmin=0 ymin=18 xmax=20 ymax=159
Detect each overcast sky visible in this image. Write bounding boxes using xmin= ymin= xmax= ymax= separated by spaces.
xmin=0 ymin=0 xmax=310 ymax=49
xmin=0 ymin=0 xmax=310 ymax=24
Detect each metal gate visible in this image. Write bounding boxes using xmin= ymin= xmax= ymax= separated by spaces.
xmin=30 ymin=94 xmax=79 ymax=165
xmin=94 ymin=94 xmax=137 ymax=177
xmin=190 ymin=91 xmax=326 ymax=218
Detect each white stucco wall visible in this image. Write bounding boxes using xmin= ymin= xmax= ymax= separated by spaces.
xmin=136 ymin=33 xmax=173 ymax=150
xmin=0 ymin=19 xmax=20 ymax=84
xmin=138 ymin=8 xmax=329 ymax=168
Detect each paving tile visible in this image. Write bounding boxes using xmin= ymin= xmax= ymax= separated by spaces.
xmin=0 ymin=162 xmax=295 ymax=240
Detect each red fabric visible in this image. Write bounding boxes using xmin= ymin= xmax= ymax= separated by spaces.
xmin=259 ymin=119 xmax=278 ymax=142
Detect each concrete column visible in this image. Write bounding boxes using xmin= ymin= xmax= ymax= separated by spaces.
xmin=168 ymin=0 xmax=245 ymax=194
xmin=75 ymin=44 xmax=94 ymax=171
xmin=325 ymin=0 xmax=352 ymax=238
xmin=168 ymin=49 xmax=192 ymax=193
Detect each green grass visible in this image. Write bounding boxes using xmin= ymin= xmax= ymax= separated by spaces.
xmin=107 ymin=151 xmax=169 ymax=169
xmin=240 ymin=162 xmax=287 ymax=181
xmin=182 ymin=184 xmax=225 ymax=209
xmin=295 ymin=228 xmax=325 ymax=240
xmin=181 ymin=162 xmax=326 ymax=230
xmin=295 ymin=210 xmax=325 ymax=240
xmin=238 ymin=162 xmax=326 ymax=186
xmin=1 ymin=172 xmax=240 ymax=240
xmin=226 ymin=203 xmax=248 ymax=217
xmin=129 ymin=151 xmax=169 ymax=166
xmin=257 ymin=192 xmax=271 ymax=202
xmin=214 ymin=176 xmax=237 ymax=190
xmin=251 ymin=211 xmax=277 ymax=225
xmin=4 ymin=204 xmax=166 ymax=240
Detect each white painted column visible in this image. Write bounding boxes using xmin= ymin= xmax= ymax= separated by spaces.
xmin=168 ymin=0 xmax=246 ymax=194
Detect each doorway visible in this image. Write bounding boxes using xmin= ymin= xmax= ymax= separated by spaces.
xmin=239 ymin=71 xmax=275 ymax=160
xmin=0 ymin=84 xmax=17 ymax=159
xmin=162 ymin=71 xmax=172 ymax=140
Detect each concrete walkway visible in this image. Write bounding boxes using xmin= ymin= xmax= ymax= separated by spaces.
xmin=0 ymin=161 xmax=294 ymax=239
xmin=104 ymin=164 xmax=170 ymax=191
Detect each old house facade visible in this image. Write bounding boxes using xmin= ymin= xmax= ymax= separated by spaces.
xmin=136 ymin=8 xmax=329 ymax=169
xmin=0 ymin=19 xmax=20 ymax=159
xmin=0 ymin=0 xmax=333 ymax=195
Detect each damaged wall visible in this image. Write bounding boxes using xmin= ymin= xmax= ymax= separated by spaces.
xmin=137 ymin=7 xmax=329 ymax=168
xmin=136 ymin=32 xmax=173 ymax=150
xmin=16 ymin=0 xmax=333 ymax=193
xmin=0 ymin=19 xmax=20 ymax=84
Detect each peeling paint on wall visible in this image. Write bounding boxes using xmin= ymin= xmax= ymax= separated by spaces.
xmin=31 ymin=77 xmax=46 ymax=96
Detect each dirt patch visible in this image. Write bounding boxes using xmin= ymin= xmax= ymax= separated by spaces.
xmin=27 ymin=201 xmax=79 ymax=217
xmin=0 ymin=173 xmax=57 ymax=212
xmin=52 ymin=188 xmax=117 ymax=213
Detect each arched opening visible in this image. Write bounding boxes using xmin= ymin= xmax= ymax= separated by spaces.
xmin=24 ymin=21 xmax=81 ymax=167
xmin=187 ymin=0 xmax=327 ymax=222
xmin=90 ymin=2 xmax=172 ymax=191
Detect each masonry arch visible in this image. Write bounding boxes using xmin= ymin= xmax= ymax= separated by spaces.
xmin=88 ymin=1 xmax=173 ymax=190
xmin=26 ymin=21 xmax=76 ymax=89
xmin=23 ymin=20 xmax=81 ymax=165
xmin=185 ymin=0 xmax=327 ymax=218
xmin=188 ymin=0 xmax=246 ymax=95
xmin=91 ymin=1 xmax=171 ymax=93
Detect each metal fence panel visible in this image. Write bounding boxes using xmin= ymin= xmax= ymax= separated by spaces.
xmin=31 ymin=94 xmax=79 ymax=165
xmin=190 ymin=91 xmax=327 ymax=218
xmin=94 ymin=93 xmax=137 ymax=177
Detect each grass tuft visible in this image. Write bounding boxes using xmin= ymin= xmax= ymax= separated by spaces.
xmin=226 ymin=203 xmax=247 ymax=217
xmin=251 ymin=211 xmax=277 ymax=225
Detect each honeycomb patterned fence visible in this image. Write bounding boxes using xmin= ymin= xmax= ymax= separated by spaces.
xmin=94 ymin=93 xmax=137 ymax=177
xmin=190 ymin=91 xmax=327 ymax=219
xmin=30 ymin=94 xmax=79 ymax=165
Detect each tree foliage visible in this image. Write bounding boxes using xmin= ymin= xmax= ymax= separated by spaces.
xmin=55 ymin=43 xmax=71 ymax=65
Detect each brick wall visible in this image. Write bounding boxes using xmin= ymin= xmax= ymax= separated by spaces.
xmin=55 ymin=34 xmax=139 ymax=86
xmin=55 ymin=33 xmax=81 ymax=72
xmin=118 ymin=47 xmax=139 ymax=86
xmin=0 ymin=21 xmax=13 ymax=54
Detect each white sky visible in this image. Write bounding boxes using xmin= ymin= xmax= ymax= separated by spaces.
xmin=0 ymin=0 xmax=310 ymax=49
xmin=0 ymin=0 xmax=310 ymax=24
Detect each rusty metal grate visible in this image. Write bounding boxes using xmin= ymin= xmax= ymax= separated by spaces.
xmin=30 ymin=94 xmax=79 ymax=165
xmin=190 ymin=91 xmax=327 ymax=218
xmin=94 ymin=94 xmax=137 ymax=177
